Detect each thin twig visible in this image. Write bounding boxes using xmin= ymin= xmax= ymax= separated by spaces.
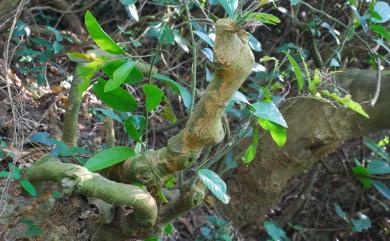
xmin=371 ymin=58 xmax=382 ymax=106
xmin=185 ymin=1 xmax=197 ymax=114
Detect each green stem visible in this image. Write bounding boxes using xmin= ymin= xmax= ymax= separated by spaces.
xmin=62 ymin=74 xmax=82 ymax=147
xmin=185 ymin=0 xmax=197 ymax=114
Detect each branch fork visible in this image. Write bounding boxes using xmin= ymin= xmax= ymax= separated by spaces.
xmin=24 ymin=18 xmax=254 ymax=240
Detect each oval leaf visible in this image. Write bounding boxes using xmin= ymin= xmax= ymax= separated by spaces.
xmin=93 ymin=78 xmax=137 ymax=112
xmin=20 ymin=179 xmax=38 ymax=197
xmin=252 ymin=101 xmax=288 ymax=128
xmin=248 ymin=34 xmax=262 ymax=52
xmin=372 ymin=1 xmax=390 ymax=23
xmin=372 ymin=180 xmax=390 ymax=199
xmin=218 ymin=0 xmax=238 ymax=18
xmin=124 ymin=115 xmax=146 ymax=142
xmin=198 ymin=168 xmax=230 ymax=204
xmin=242 ymin=144 xmax=256 ymax=164
xmin=264 ymin=221 xmax=287 ymax=241
xmin=104 ymin=61 xmax=136 ymax=92
xmin=258 ymin=118 xmax=287 ymax=147
xmin=194 ymin=31 xmax=214 ymax=47
xmin=153 ymin=74 xmax=191 ymax=109
xmin=143 ymin=84 xmax=164 ymax=112
xmin=84 ymin=146 xmax=135 ymax=172
xmin=84 ymin=10 xmax=125 ymax=54
xmin=368 ymin=160 xmax=390 ymax=175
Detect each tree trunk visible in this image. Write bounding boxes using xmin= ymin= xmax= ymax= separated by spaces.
xmin=220 ymin=69 xmax=390 ymax=237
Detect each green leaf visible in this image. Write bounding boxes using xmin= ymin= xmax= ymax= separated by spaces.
xmin=242 ymin=124 xmax=259 ymax=164
xmin=286 ymin=52 xmax=304 ymax=92
xmin=2 ymin=164 xmax=22 ymax=180
xmin=145 ymin=24 xmax=174 ymax=45
xmin=201 ymin=48 xmax=214 ymax=61
xmin=252 ymin=101 xmax=288 ymax=128
xmin=263 ymin=221 xmax=287 ymax=241
xmin=320 ymin=90 xmax=369 ymax=118
xmin=154 ymin=74 xmax=191 ymax=109
xmin=104 ymin=61 xmax=136 ymax=92
xmin=363 ymin=137 xmax=389 ymax=160
xmin=52 ymin=191 xmax=62 ymax=199
xmin=84 ymin=10 xmax=125 ymax=54
xmin=258 ymin=118 xmax=287 ymax=147
xmin=0 ymin=169 xmax=20 ymax=179
xmin=232 ymin=91 xmax=250 ymax=104
xmin=102 ymin=60 xmax=144 ymax=84
xmin=160 ymin=25 xmax=175 ymax=45
xmin=352 ymin=165 xmax=372 ymax=188
xmin=372 ymin=180 xmax=390 ymax=199
xmin=194 ymin=31 xmax=214 ymax=47
xmin=334 ymin=203 xmax=348 ymax=221
xmin=242 ymin=144 xmax=256 ymax=164
xmin=351 ymin=6 xmax=368 ymax=32
xmin=22 ymin=219 xmax=43 ymax=237
xmin=84 ymin=146 xmax=135 ymax=172
xmin=368 ymin=160 xmax=390 ymax=175
xmin=158 ymin=189 xmax=168 ymax=203
xmin=89 ymin=107 xmax=123 ymax=123
xmin=371 ymin=1 xmax=390 ymax=23
xmin=371 ymin=24 xmax=390 ymax=42
xmin=351 ymin=213 xmax=372 ymax=232
xmin=224 ymin=152 xmax=238 ymax=172
xmin=198 ymin=168 xmax=230 ymax=204
xmin=249 ymin=13 xmax=281 ymax=25
xmin=144 ymin=237 xmax=159 ymax=241
xmin=78 ymin=60 xmax=104 ymax=95
xmin=218 ymin=0 xmax=238 ymax=18
xmin=0 ymin=171 xmax=10 ymax=178
xmin=124 ymin=115 xmax=146 ymax=142
xmin=75 ymin=156 xmax=87 ymax=165
xmin=163 ymin=223 xmax=174 ymax=235
xmin=161 ymin=104 xmax=177 ymax=123
xmin=30 ymin=132 xmax=56 ymax=146
xmin=93 ymin=78 xmax=137 ymax=112
xmin=67 ymin=52 xmax=95 ymax=63
xmin=20 ymin=179 xmax=38 ymax=197
xmin=200 ymin=226 xmax=212 ymax=239
xmin=290 ymin=0 xmax=300 ymax=6
xmin=47 ymin=26 xmax=62 ymax=41
xmin=51 ymin=140 xmax=72 ymax=157
xmin=248 ymin=34 xmax=262 ymax=52
xmin=347 ymin=101 xmax=370 ymax=118
xmin=173 ymin=30 xmax=189 ymax=52
xmin=164 ymin=176 xmax=176 ymax=188
xmin=143 ymin=84 xmax=164 ymax=112
xmin=308 ymin=69 xmax=321 ymax=94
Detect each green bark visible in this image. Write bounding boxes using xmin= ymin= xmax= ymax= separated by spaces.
xmin=158 ymin=180 xmax=206 ymax=226
xmin=62 ymin=75 xmax=82 ymax=147
xmin=24 ymin=155 xmax=158 ymax=236
xmin=24 ymin=19 xmax=255 ymax=239
xmin=108 ymin=19 xmax=255 ymax=186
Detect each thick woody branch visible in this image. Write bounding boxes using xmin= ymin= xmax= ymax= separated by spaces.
xmin=108 ymin=19 xmax=255 ymax=186
xmin=158 ymin=180 xmax=206 ymax=226
xmin=222 ymin=69 xmax=390 ymax=235
xmin=23 ymin=155 xmax=158 ymax=236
